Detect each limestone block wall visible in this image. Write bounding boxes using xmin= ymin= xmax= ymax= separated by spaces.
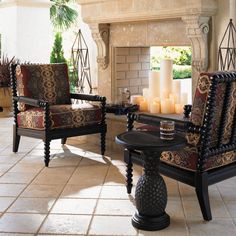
xmin=114 ymin=47 xmax=150 ymax=99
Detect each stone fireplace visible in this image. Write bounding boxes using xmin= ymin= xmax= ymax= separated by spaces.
xmin=77 ymin=0 xmax=218 ymax=103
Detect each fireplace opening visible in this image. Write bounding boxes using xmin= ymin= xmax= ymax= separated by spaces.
xmin=113 ymin=46 xmax=192 ymax=106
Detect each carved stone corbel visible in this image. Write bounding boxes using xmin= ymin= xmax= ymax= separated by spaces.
xmin=89 ymin=23 xmax=110 ymax=70
xmin=182 ymin=15 xmax=210 ymax=72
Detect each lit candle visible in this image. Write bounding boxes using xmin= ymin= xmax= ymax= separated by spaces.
xmin=160 ymin=59 xmax=173 ymax=100
xmin=175 ymin=104 xmax=184 ymax=114
xmin=180 ymin=93 xmax=188 ymax=105
xmin=162 ymin=90 xmax=169 ymax=99
xmin=161 ymin=98 xmax=172 ymax=114
xmin=139 ymin=98 xmax=148 ymax=112
xmin=149 ymin=71 xmax=160 ymax=100
xmin=130 ymin=95 xmax=144 ymax=105
xmin=150 ymin=101 xmax=160 ymax=114
xmin=172 ymin=80 xmax=181 ymax=103
xmin=169 ymin=93 xmax=176 ymax=113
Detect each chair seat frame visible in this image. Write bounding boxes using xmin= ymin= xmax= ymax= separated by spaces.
xmin=10 ymin=64 xmax=107 ymax=167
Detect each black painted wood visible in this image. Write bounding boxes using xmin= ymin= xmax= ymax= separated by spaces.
xmin=123 ymin=71 xmax=236 ymax=222
xmin=116 ymin=132 xmax=186 ymax=231
xmin=10 ymin=63 xmax=107 ymax=167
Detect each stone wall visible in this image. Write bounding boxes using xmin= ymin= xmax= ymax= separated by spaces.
xmin=114 ymin=47 xmax=150 ymax=100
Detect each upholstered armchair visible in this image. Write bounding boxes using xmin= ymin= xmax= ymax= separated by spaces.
xmin=10 ymin=63 xmax=106 ymax=167
xmin=124 ymin=71 xmax=236 ymax=221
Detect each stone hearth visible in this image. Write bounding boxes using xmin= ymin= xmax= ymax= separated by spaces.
xmin=78 ymin=0 xmax=218 ymax=102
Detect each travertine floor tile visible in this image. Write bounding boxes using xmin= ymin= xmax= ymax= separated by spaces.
xmin=7 ymin=197 xmax=55 ymax=213
xmin=8 ymin=163 xmax=43 ymax=173
xmin=0 ymin=197 xmax=15 ymax=212
xmin=0 ymin=184 xmax=26 ymax=197
xmin=187 ymin=217 xmax=236 ymax=236
xmin=61 ymin=185 xmax=102 ymax=198
xmin=88 ymin=215 xmax=137 ymax=235
xmin=95 ymin=199 xmax=135 ymax=215
xmin=0 ymin=213 xmax=46 ymax=233
xmin=20 ymin=184 xmax=64 ymax=198
xmin=32 ymin=172 xmax=72 ymax=185
xmin=100 ymin=185 xmax=133 ymax=199
xmin=51 ymin=198 xmax=97 ymax=214
xmin=179 ymin=183 xmax=221 ymax=201
xmin=138 ymin=217 xmax=188 ymax=236
xmin=0 ymin=172 xmax=37 ymax=184
xmin=0 ymin=164 xmax=14 ymax=172
xmin=224 ymin=201 xmax=236 ymax=217
xmin=39 ymin=214 xmax=91 ymax=234
xmin=0 ymin=156 xmax=22 ymax=164
xmin=0 ymin=233 xmax=34 ymax=236
xmin=183 ymin=199 xmax=230 ymax=218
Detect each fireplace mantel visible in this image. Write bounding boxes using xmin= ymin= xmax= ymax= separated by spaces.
xmin=77 ymin=0 xmax=218 ymax=101
xmin=77 ymin=0 xmax=217 ymax=24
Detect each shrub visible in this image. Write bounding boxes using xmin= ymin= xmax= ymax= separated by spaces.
xmin=50 ymin=33 xmax=67 ymax=63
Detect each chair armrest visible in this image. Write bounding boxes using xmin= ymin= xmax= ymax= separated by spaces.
xmin=70 ymin=93 xmax=106 ymax=102
xmin=13 ymin=96 xmax=48 ymax=108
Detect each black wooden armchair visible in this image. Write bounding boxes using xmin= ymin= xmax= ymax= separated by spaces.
xmin=124 ymin=71 xmax=236 ymax=221
xmin=10 ymin=63 xmax=106 ymax=167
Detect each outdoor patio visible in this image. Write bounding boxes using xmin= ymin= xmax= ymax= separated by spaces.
xmin=0 ymin=116 xmax=236 ymax=236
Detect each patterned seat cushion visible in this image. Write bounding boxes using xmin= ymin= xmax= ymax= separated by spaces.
xmin=17 ymin=103 xmax=102 ymax=130
xmin=16 ymin=63 xmax=71 ymax=111
xmin=161 ymin=148 xmax=236 ymax=172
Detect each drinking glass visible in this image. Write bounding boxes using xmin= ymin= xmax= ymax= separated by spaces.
xmin=160 ymin=120 xmax=175 ymax=140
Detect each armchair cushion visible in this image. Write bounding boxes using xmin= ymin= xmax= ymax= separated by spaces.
xmin=17 ymin=103 xmax=101 ymax=130
xmin=161 ymin=149 xmax=236 ymax=171
xmin=16 ymin=63 xmax=71 ymax=111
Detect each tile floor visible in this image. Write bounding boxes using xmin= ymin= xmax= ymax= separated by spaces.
xmin=1 ymin=116 xmax=236 ymax=235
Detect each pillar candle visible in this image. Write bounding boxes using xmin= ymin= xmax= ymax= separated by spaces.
xmin=175 ymin=104 xmax=184 ymax=114
xmin=130 ymin=95 xmax=144 ymax=105
xmin=180 ymin=93 xmax=188 ymax=105
xmin=172 ymin=80 xmax=181 ymax=103
xmin=143 ymin=88 xmax=149 ymax=99
xmin=139 ymin=98 xmax=148 ymax=112
xmin=150 ymin=101 xmax=160 ymax=114
xmin=169 ymin=94 xmax=176 ymax=113
xmin=149 ymin=71 xmax=160 ymax=100
xmin=161 ymin=98 xmax=172 ymax=114
xmin=160 ymin=59 xmax=173 ymax=100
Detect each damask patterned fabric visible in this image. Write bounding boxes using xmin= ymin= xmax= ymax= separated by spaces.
xmin=17 ymin=103 xmax=101 ymax=130
xmin=16 ymin=63 xmax=71 ymax=111
xmin=161 ymin=148 xmax=236 ymax=171
xmin=161 ymin=72 xmax=236 ymax=171
xmin=186 ymin=73 xmax=211 ymax=146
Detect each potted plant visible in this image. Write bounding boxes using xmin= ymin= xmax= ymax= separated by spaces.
xmin=0 ymin=55 xmax=15 ymax=114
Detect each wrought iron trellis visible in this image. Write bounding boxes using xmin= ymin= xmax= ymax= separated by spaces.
xmin=70 ymin=29 xmax=92 ymax=93
xmin=218 ymin=19 xmax=236 ymax=70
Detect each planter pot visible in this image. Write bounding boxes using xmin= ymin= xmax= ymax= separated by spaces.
xmin=0 ymin=87 xmax=12 ymax=116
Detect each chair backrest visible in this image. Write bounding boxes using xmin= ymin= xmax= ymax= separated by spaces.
xmin=13 ymin=63 xmax=71 ymax=111
xmin=188 ymin=71 xmax=236 ymax=169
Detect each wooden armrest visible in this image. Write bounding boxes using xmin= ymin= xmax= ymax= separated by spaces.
xmin=70 ymin=93 xmax=106 ymax=102
xmin=13 ymin=96 xmax=48 ymax=108
xmin=135 ymin=113 xmax=191 ymax=133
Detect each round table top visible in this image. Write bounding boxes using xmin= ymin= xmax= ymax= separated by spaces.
xmin=116 ymin=131 xmax=187 ymax=151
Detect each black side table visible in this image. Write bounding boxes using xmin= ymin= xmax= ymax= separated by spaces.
xmin=116 ymin=131 xmax=186 ymax=231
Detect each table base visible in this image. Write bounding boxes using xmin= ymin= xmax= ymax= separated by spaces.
xmin=132 ymin=211 xmax=170 ymax=231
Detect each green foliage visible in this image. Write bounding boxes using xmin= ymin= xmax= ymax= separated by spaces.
xmin=173 ymin=65 xmax=191 ymax=79
xmin=67 ymin=61 xmax=77 ymax=92
xmin=151 ymin=46 xmax=192 ymax=79
xmin=151 ymin=46 xmax=191 ymax=66
xmin=50 ymin=0 xmax=78 ymax=31
xmin=50 ymin=33 xmax=67 ymax=63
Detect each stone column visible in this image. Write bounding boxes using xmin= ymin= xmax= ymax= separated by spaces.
xmin=0 ymin=0 xmax=52 ymax=63
xmin=182 ymin=15 xmax=210 ymax=96
xmin=89 ymin=23 xmax=112 ymax=101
